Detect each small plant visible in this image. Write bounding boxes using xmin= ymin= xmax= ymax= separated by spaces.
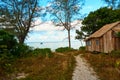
xmin=79 ymin=46 xmax=86 ymax=51
xmin=115 ymin=32 xmax=120 ymax=37
xmin=115 ymin=60 xmax=120 ymax=68
xmin=110 ymin=50 xmax=120 ymax=58
xmin=13 ymin=44 xmax=33 ymax=58
xmin=0 ymin=30 xmax=17 ymax=54
xmin=32 ymin=48 xmax=53 ymax=58
xmin=55 ymin=47 xmax=75 ymax=53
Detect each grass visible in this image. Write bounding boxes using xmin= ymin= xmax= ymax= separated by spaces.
xmin=2 ymin=48 xmax=120 ymax=80
xmin=82 ymin=52 xmax=120 ymax=80
xmin=0 ymin=51 xmax=77 ymax=80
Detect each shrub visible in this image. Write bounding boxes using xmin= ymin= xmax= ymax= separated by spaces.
xmin=0 ymin=30 xmax=19 ymax=75
xmin=0 ymin=30 xmax=33 ymax=77
xmin=32 ymin=48 xmax=53 ymax=58
xmin=79 ymin=46 xmax=86 ymax=51
xmin=110 ymin=50 xmax=120 ymax=58
xmin=13 ymin=44 xmax=33 ymax=58
xmin=115 ymin=32 xmax=120 ymax=37
xmin=55 ymin=47 xmax=75 ymax=53
xmin=0 ymin=30 xmax=17 ymax=54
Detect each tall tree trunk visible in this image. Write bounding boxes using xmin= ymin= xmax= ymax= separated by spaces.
xmin=68 ymin=30 xmax=71 ymax=48
xmin=18 ymin=35 xmax=26 ymax=44
xmin=18 ymin=32 xmax=28 ymax=44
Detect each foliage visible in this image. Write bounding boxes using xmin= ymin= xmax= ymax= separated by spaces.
xmin=0 ymin=0 xmax=41 ymax=44
xmin=55 ymin=47 xmax=75 ymax=53
xmin=1 ymin=51 xmax=77 ymax=80
xmin=32 ymin=48 xmax=53 ymax=58
xmin=0 ymin=30 xmax=17 ymax=75
xmin=0 ymin=30 xmax=17 ymax=53
xmin=75 ymin=30 xmax=85 ymax=39
xmin=46 ymin=0 xmax=85 ymax=48
xmin=79 ymin=46 xmax=86 ymax=51
xmin=102 ymin=0 xmax=120 ymax=9
xmin=110 ymin=50 xmax=120 ymax=58
xmin=115 ymin=60 xmax=120 ymax=68
xmin=115 ymin=32 xmax=120 ymax=37
xmin=0 ymin=30 xmax=34 ymax=77
xmin=83 ymin=52 xmax=120 ymax=80
xmin=0 ymin=52 xmax=15 ymax=74
xmin=13 ymin=44 xmax=33 ymax=58
xmin=76 ymin=7 xmax=120 ymax=39
xmin=75 ymin=30 xmax=85 ymax=46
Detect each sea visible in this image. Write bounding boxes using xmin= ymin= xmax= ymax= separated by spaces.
xmin=26 ymin=41 xmax=84 ymax=51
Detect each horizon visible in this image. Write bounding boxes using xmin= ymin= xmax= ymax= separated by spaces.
xmin=25 ymin=0 xmax=107 ymax=49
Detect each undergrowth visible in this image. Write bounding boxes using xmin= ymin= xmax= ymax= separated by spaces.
xmin=55 ymin=47 xmax=76 ymax=53
xmin=14 ymin=52 xmax=75 ymax=80
xmin=82 ymin=52 xmax=120 ymax=80
xmin=0 ymin=51 xmax=77 ymax=80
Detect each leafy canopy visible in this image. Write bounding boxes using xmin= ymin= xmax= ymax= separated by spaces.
xmin=102 ymin=0 xmax=120 ymax=9
xmin=76 ymin=7 xmax=120 ymax=41
xmin=0 ymin=0 xmax=41 ymax=44
xmin=82 ymin=7 xmax=120 ymax=36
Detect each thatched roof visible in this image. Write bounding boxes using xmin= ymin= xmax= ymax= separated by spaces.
xmin=85 ymin=21 xmax=120 ymax=41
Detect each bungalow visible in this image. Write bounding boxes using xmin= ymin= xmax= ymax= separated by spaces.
xmin=85 ymin=21 xmax=120 ymax=53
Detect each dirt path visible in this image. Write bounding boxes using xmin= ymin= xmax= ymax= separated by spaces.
xmin=72 ymin=54 xmax=100 ymax=80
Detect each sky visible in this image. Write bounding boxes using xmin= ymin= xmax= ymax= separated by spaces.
xmin=25 ymin=0 xmax=106 ymax=45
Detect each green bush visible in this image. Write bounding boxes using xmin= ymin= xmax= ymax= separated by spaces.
xmin=55 ymin=47 xmax=75 ymax=53
xmin=0 ymin=30 xmax=33 ymax=76
xmin=0 ymin=30 xmax=18 ymax=74
xmin=13 ymin=44 xmax=33 ymax=58
xmin=0 ymin=30 xmax=17 ymax=53
xmin=79 ymin=46 xmax=86 ymax=51
xmin=110 ymin=50 xmax=120 ymax=58
xmin=115 ymin=32 xmax=120 ymax=37
xmin=0 ymin=50 xmax=16 ymax=75
xmin=32 ymin=48 xmax=53 ymax=57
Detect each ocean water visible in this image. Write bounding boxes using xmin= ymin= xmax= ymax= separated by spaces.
xmin=26 ymin=41 xmax=84 ymax=51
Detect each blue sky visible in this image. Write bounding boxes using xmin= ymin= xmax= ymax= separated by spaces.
xmin=81 ymin=0 xmax=106 ymax=15
xmin=26 ymin=0 xmax=106 ymax=43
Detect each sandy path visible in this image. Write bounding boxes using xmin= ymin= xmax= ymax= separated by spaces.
xmin=72 ymin=54 xmax=100 ymax=80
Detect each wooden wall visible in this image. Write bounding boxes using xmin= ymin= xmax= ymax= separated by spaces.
xmin=86 ymin=23 xmax=120 ymax=53
xmin=103 ymin=30 xmax=114 ymax=53
xmin=86 ymin=37 xmax=104 ymax=52
xmin=86 ymin=30 xmax=114 ymax=53
xmin=114 ymin=37 xmax=120 ymax=50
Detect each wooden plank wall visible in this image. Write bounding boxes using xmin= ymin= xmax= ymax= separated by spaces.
xmin=86 ymin=38 xmax=104 ymax=52
xmin=86 ymin=24 xmax=120 ymax=53
xmin=115 ymin=37 xmax=120 ymax=50
xmin=103 ymin=30 xmax=114 ymax=53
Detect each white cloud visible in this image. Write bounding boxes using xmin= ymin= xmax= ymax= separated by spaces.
xmin=26 ymin=19 xmax=82 ymax=43
xmin=31 ymin=19 xmax=82 ymax=31
xmin=31 ymin=20 xmax=62 ymax=31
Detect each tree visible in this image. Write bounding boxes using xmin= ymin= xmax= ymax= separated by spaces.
xmin=0 ymin=30 xmax=17 ymax=53
xmin=76 ymin=7 xmax=120 ymax=40
xmin=102 ymin=0 xmax=120 ymax=9
xmin=75 ymin=30 xmax=85 ymax=46
xmin=0 ymin=0 xmax=41 ymax=44
xmin=46 ymin=0 xmax=84 ymax=48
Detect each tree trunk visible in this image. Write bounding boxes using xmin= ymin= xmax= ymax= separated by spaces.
xmin=18 ymin=35 xmax=25 ymax=44
xmin=18 ymin=32 xmax=28 ymax=44
xmin=68 ymin=30 xmax=71 ymax=48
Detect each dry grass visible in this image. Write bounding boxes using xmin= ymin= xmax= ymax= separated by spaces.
xmin=82 ymin=52 xmax=120 ymax=80
xmin=1 ymin=51 xmax=78 ymax=80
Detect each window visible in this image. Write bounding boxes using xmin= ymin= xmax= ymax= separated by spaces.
xmin=86 ymin=40 xmax=91 ymax=46
xmin=96 ymin=39 xmax=99 ymax=45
